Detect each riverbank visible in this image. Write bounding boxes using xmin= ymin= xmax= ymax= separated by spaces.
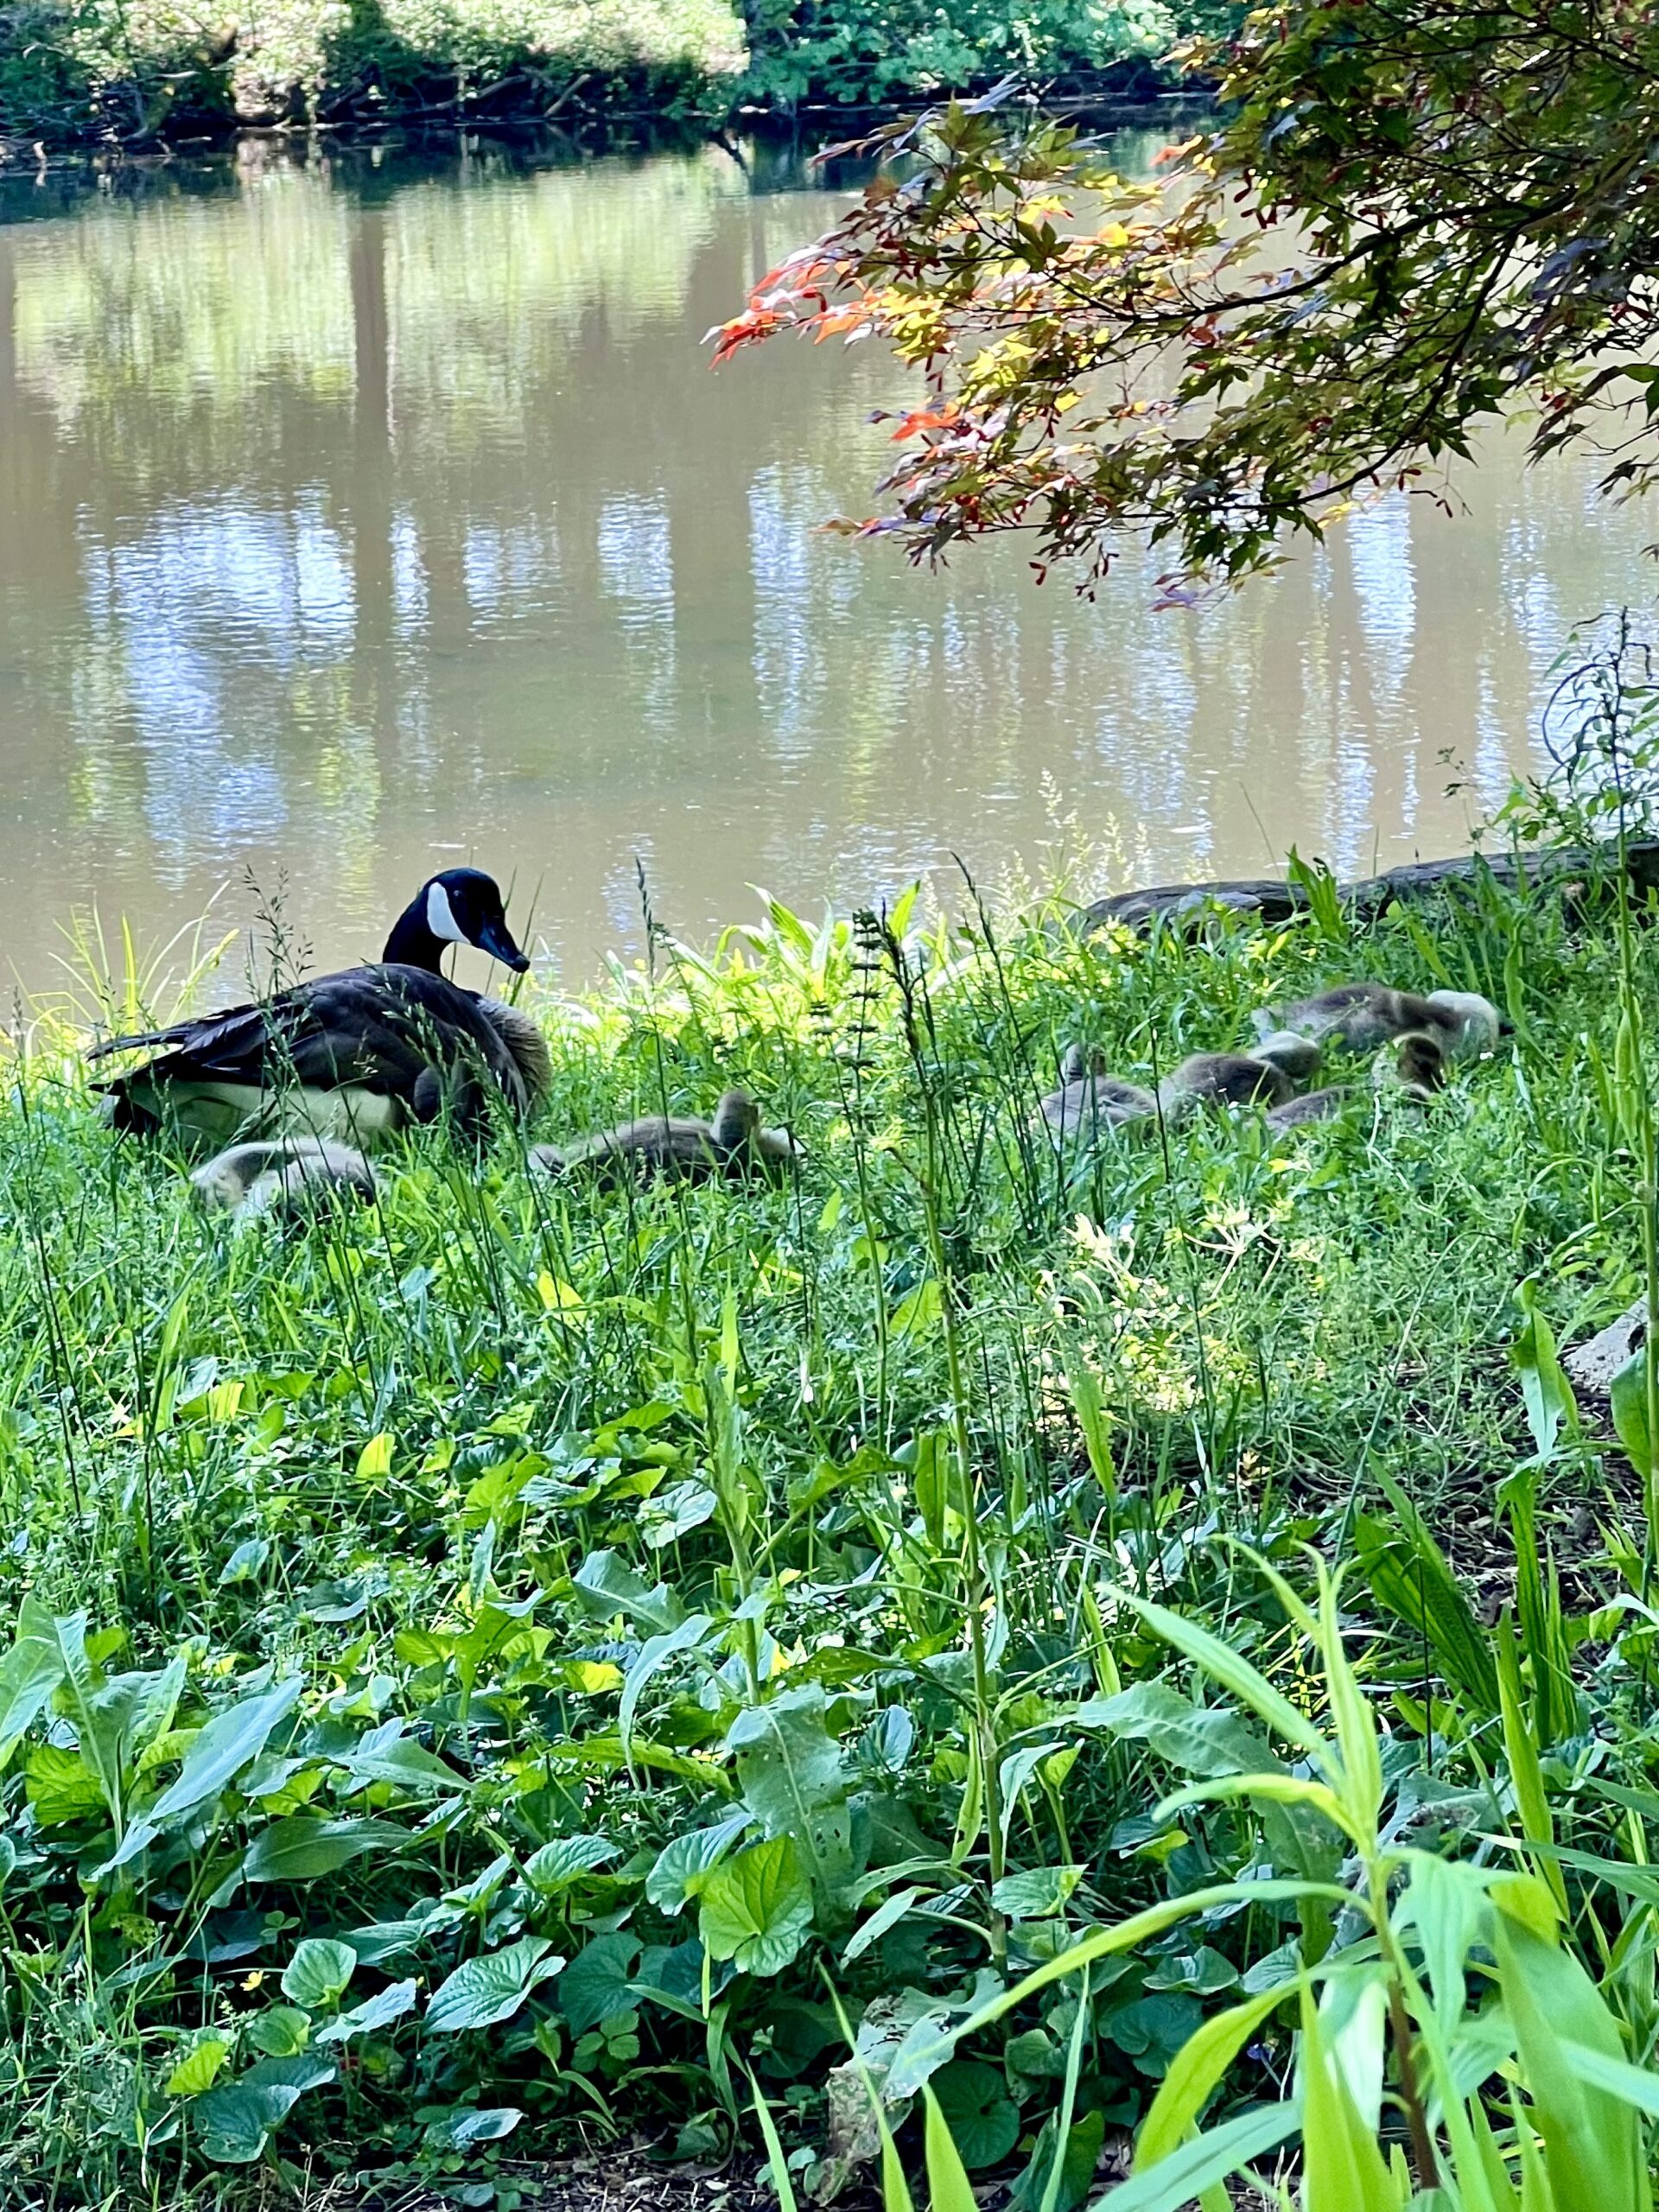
xmin=2 ymin=842 xmax=1657 ymax=2201
xmin=0 ymin=0 xmax=1217 ymax=151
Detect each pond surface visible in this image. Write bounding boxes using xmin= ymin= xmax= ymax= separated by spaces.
xmin=0 ymin=128 xmax=1654 ymax=1001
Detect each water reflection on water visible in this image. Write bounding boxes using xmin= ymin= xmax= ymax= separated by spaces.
xmin=0 ymin=129 xmax=1654 ymax=996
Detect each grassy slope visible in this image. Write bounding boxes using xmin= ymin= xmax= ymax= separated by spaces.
xmin=0 ymin=859 xmax=1649 ymax=2196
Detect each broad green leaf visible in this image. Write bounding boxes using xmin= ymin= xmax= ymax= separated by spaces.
xmin=557 ymin=1932 xmax=640 ymax=2034
xmin=426 ymin=1936 xmax=564 ymax=2033
xmin=620 ymin=1612 xmax=713 ymax=1762
xmin=1136 ymin=1985 xmax=1288 ymax=2170
xmin=245 ymin=2005 xmax=310 ymax=2057
xmin=429 ymin=2106 xmax=524 ymax=2147
xmin=166 ymin=2037 xmax=231 ymax=2097
xmin=1015 ymin=2111 xmax=1104 ymax=2212
xmin=525 ymin=1834 xmax=622 ymax=1892
xmin=728 ymin=1687 xmax=852 ymax=1895
xmin=1557 ymin=2037 xmax=1659 ymax=2119
xmin=147 ymin=1678 xmax=302 ymax=1829
xmin=243 ymin=1816 xmax=409 ymax=1883
xmin=639 ymin=1479 xmax=719 ymax=1550
xmin=313 ymin=1979 xmax=417 ymax=2045
xmin=572 ymin=1550 xmax=683 ymax=1634
xmin=281 ymin=1937 xmax=356 ymax=2011
xmin=695 ymin=1835 xmax=814 ymax=1977
xmin=336 ymin=1721 xmax=463 ymax=1797
xmin=932 ymin=2059 xmax=1020 ymax=2169
xmin=25 ymin=1744 xmax=105 ymax=1825
xmin=1513 ymin=1283 xmax=1578 ymax=1461
xmin=645 ymin=1813 xmax=751 ymax=1912
xmin=1107 ymin=1588 xmax=1328 ymax=1763
xmin=844 ymin=1886 xmax=924 ymax=1963
xmin=1611 ymin=1348 xmax=1656 ymax=1479
xmin=192 ymin=2053 xmax=334 ymax=2164
xmin=0 ymin=1595 xmax=70 ymax=1767
xmin=218 ymin=1539 xmax=270 ymax=1586
xmin=1071 ymin=1681 xmax=1275 ymax=1778
xmin=990 ymin=1865 xmax=1084 ymax=1918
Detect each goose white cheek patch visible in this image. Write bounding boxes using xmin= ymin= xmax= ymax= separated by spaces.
xmin=427 ymin=883 xmax=467 ymax=944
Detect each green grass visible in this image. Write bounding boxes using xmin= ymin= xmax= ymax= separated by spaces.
xmin=3 ymin=849 xmax=1659 ymax=2203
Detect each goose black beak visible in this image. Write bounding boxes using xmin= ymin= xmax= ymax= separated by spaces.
xmin=477 ymin=918 xmax=531 ymax=972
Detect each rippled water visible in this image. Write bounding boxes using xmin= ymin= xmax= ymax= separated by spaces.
xmin=0 ymin=129 xmax=1654 ymax=999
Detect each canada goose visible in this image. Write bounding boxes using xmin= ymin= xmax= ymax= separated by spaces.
xmin=90 ymin=869 xmax=543 ymax=1152
xmin=1253 ymin=983 xmax=1505 ymax=1058
xmin=532 ymin=1089 xmax=803 ymax=1184
xmin=191 ymin=1137 xmax=378 ymax=1220
xmin=1033 ymin=1045 xmax=1157 ymax=1138
xmin=1158 ymin=1052 xmax=1294 ymax=1116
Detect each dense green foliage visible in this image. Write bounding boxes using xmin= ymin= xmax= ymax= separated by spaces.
xmin=717 ymin=1 xmax=1659 ymax=588
xmin=0 ymin=0 xmax=1231 ymax=145
xmin=10 ymin=791 xmax=1659 ymax=2201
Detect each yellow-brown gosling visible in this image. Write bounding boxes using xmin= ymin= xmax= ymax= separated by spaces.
xmin=1033 ymin=1045 xmax=1157 ymax=1137
xmin=190 ymin=1136 xmax=378 ymax=1221
xmin=1373 ymin=1029 xmax=1446 ymax=1100
xmin=1253 ymin=982 xmax=1505 ymax=1058
xmin=1263 ymin=1086 xmax=1354 ymax=1133
xmin=1158 ymin=1052 xmax=1295 ymax=1117
xmin=532 ymin=1089 xmax=803 ymax=1184
xmin=1264 ymin=1032 xmax=1447 ymax=1135
xmin=1249 ymin=1027 xmax=1323 ymax=1085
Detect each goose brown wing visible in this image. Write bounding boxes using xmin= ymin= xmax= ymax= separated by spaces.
xmin=92 ymin=963 xmax=528 ymax=1109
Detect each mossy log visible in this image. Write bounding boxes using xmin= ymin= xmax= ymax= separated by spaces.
xmin=1079 ymin=838 xmax=1659 ymax=936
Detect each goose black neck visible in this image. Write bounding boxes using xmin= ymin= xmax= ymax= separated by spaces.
xmin=382 ymin=893 xmax=448 ymax=973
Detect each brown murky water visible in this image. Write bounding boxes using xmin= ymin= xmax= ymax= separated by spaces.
xmin=0 ymin=127 xmax=1654 ymax=1000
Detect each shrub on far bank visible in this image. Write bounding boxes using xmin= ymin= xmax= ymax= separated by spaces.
xmin=0 ymin=0 xmax=1239 ymax=144
xmin=0 ymin=0 xmax=746 ymax=142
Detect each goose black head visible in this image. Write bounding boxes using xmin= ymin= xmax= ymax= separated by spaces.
xmin=384 ymin=868 xmax=531 ymax=974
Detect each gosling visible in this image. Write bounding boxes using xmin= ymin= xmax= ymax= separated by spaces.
xmin=533 ymin=1088 xmax=802 ymax=1184
xmin=1374 ymin=1029 xmax=1446 ymax=1100
xmin=1264 ymin=1086 xmax=1353 ymax=1133
xmin=191 ymin=1137 xmax=378 ymax=1221
xmin=1250 ymin=1027 xmax=1323 ymax=1085
xmin=1158 ymin=1052 xmax=1294 ymax=1118
xmin=1253 ymin=983 xmax=1504 ymax=1058
xmin=1262 ymin=1033 xmax=1446 ymax=1135
xmin=1033 ymin=1045 xmax=1156 ymax=1138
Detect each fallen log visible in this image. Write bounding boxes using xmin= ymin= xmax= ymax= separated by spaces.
xmin=1079 ymin=838 xmax=1659 ymax=936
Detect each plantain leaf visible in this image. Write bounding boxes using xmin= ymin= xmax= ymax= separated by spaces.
xmin=426 ymin=1936 xmax=564 ymax=2033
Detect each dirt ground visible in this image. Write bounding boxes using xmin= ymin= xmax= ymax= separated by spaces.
xmin=301 ymin=2139 xmax=1282 ymax=2212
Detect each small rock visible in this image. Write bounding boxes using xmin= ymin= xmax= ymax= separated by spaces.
xmin=1564 ymin=1300 xmax=1648 ymax=1403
